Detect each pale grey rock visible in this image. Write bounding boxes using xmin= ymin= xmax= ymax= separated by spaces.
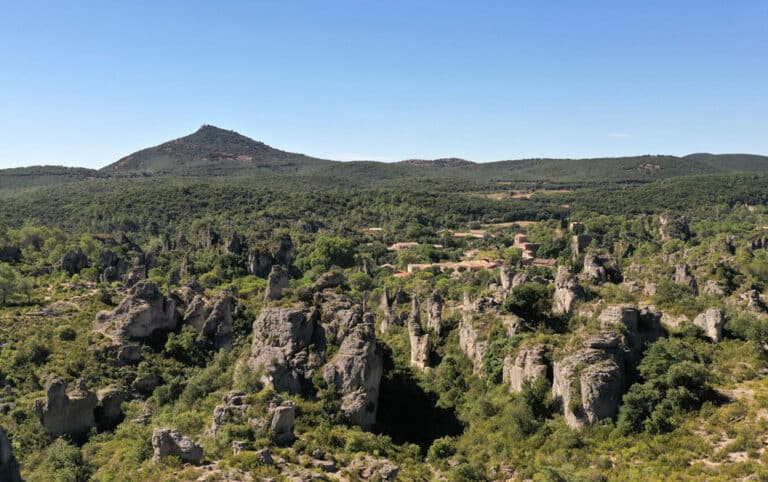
xmin=407 ymin=299 xmax=431 ymax=370
xmin=426 ymin=291 xmax=444 ymax=336
xmin=693 ymin=308 xmax=726 ymax=342
xmin=503 ymin=344 xmax=549 ymax=392
xmin=95 ymin=281 xmax=177 ymax=342
xmin=265 ymin=265 xmax=289 ymax=301
xmin=152 ymin=427 xmax=203 ymax=464
xmin=674 ymin=263 xmax=698 ymax=295
xmin=659 ymin=212 xmax=691 ymax=241
xmin=35 ymin=377 xmax=97 ymax=440
xmin=552 ymin=266 xmax=585 ymax=317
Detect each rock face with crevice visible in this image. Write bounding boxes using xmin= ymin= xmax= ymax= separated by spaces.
xmin=0 ymin=426 xmax=21 ymax=482
xmin=426 ymin=291 xmax=444 ymax=336
xmin=61 ymin=249 xmax=89 ymax=275
xmin=152 ymin=427 xmax=203 ymax=464
xmin=553 ymin=304 xmax=662 ymax=429
xmin=323 ymin=316 xmax=383 ymax=429
xmin=248 ymin=304 xmax=319 ymax=394
xmin=693 ymin=308 xmax=726 ymax=342
xmin=407 ymin=299 xmax=431 ymax=370
xmin=200 ymin=292 xmax=234 ymax=349
xmin=674 ymin=263 xmax=698 ymax=295
xmin=35 ymin=377 xmax=98 ymax=440
xmin=503 ymin=344 xmax=549 ymax=392
xmin=552 ymin=266 xmax=585 ymax=317
xmin=95 ymin=281 xmax=177 ymax=342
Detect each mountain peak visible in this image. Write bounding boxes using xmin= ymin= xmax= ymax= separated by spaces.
xmin=101 ymin=126 xmax=331 ymax=175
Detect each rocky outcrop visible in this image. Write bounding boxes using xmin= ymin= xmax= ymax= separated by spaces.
xmin=95 ymin=386 xmax=126 ymax=431
xmin=209 ymin=391 xmax=249 ymax=436
xmin=274 ymin=235 xmax=295 ymax=266
xmin=323 ymin=317 xmax=383 ymax=429
xmin=407 ymin=300 xmax=431 ymax=370
xmin=500 ymin=265 xmax=515 ymax=292
xmin=741 ymin=289 xmax=767 ymax=313
xmin=552 ymin=266 xmax=585 ymax=317
xmin=265 ymin=265 xmax=289 ymax=301
xmin=200 ymin=293 xmax=234 ymax=349
xmin=426 ymin=291 xmax=444 ymax=335
xmin=674 ymin=263 xmax=698 ymax=295
xmin=247 ymin=250 xmax=273 ymax=277
xmin=552 ymin=335 xmax=624 ymax=429
xmin=269 ymin=400 xmax=296 ymax=445
xmin=95 ymin=281 xmax=177 ymax=342
xmin=458 ymin=316 xmax=489 ymax=376
xmin=152 ymin=427 xmax=203 ymax=464
xmin=582 ymin=254 xmax=622 ymax=284
xmin=350 ymin=455 xmax=400 ymax=481
xmin=503 ymin=344 xmax=549 ymax=392
xmin=61 ymin=249 xmax=89 ymax=275
xmin=226 ymin=232 xmax=246 ymax=255
xmin=313 ymin=271 xmax=345 ymax=291
xmin=248 ymin=304 xmax=319 ymax=394
xmin=571 ymin=235 xmax=593 ymax=260
xmin=182 ymin=295 xmax=207 ymax=332
xmin=0 ymin=427 xmax=21 ymax=482
xmin=35 ymin=378 xmax=98 ymax=441
xmin=659 ymin=212 xmax=691 ymax=241
xmin=98 ymin=250 xmax=131 ymax=283
xmin=693 ymin=308 xmax=726 ymax=342
xmin=703 ymin=280 xmax=726 ymax=296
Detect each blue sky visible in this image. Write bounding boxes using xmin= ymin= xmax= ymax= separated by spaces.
xmin=1 ymin=1 xmax=766 ymax=168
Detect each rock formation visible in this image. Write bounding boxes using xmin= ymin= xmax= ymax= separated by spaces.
xmin=269 ymin=400 xmax=296 ymax=445
xmin=703 ymin=279 xmax=726 ymax=296
xmin=571 ymin=235 xmax=593 ymax=260
xmin=500 ymin=265 xmax=515 ymax=292
xmin=674 ymin=263 xmax=698 ymax=295
xmin=248 ymin=304 xmax=319 ymax=393
xmin=247 ymin=249 xmax=273 ymax=277
xmin=152 ymin=427 xmax=203 ymax=464
xmin=503 ymin=344 xmax=549 ymax=392
xmin=659 ymin=212 xmax=691 ymax=241
xmin=323 ymin=316 xmax=383 ymax=429
xmin=582 ymin=254 xmax=622 ymax=284
xmin=209 ymin=391 xmax=249 ymax=436
xmin=200 ymin=292 xmax=234 ymax=349
xmin=406 ymin=299 xmax=431 ymax=370
xmin=35 ymin=377 xmax=98 ymax=440
xmin=741 ymin=289 xmax=767 ymax=313
xmin=552 ymin=266 xmax=585 ymax=317
xmin=61 ymin=249 xmax=89 ymax=275
xmin=95 ymin=386 xmax=126 ymax=431
xmin=0 ymin=427 xmax=21 ymax=482
xmin=265 ymin=265 xmax=289 ymax=301
xmin=313 ymin=271 xmax=346 ymax=291
xmin=95 ymin=281 xmax=177 ymax=342
xmin=426 ymin=291 xmax=444 ymax=335
xmin=693 ymin=308 xmax=726 ymax=342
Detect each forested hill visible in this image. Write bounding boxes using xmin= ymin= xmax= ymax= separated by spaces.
xmin=3 ymin=125 xmax=768 ymax=187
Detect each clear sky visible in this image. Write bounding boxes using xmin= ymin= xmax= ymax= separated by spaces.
xmin=1 ymin=1 xmax=766 ymax=168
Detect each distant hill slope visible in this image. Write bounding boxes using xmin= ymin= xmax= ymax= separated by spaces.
xmin=100 ymin=125 xmax=336 ymax=175
xmin=0 ymin=166 xmax=100 ymax=191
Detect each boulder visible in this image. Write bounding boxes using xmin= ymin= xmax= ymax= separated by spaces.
xmin=95 ymin=281 xmax=177 ymax=342
xmin=426 ymin=291 xmax=444 ymax=335
xmin=270 ymin=400 xmax=295 ymax=445
xmin=61 ymin=249 xmax=89 ymax=275
xmin=152 ymin=427 xmax=203 ymax=464
xmin=693 ymin=308 xmax=726 ymax=342
xmin=323 ymin=317 xmax=383 ymax=429
xmin=35 ymin=377 xmax=98 ymax=441
xmin=350 ymin=455 xmax=400 ymax=481
xmin=741 ymin=289 xmax=767 ymax=313
xmin=503 ymin=344 xmax=549 ymax=392
xmin=248 ymin=304 xmax=319 ymax=394
xmin=0 ymin=427 xmax=21 ymax=482
xmin=407 ymin=299 xmax=431 ymax=370
xmin=313 ymin=271 xmax=346 ymax=291
xmin=674 ymin=264 xmax=698 ymax=295
xmin=659 ymin=212 xmax=691 ymax=241
xmin=552 ymin=266 xmax=585 ymax=317
xmin=265 ymin=265 xmax=289 ymax=301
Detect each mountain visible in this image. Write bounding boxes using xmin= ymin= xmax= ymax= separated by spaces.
xmin=100 ymin=125 xmax=335 ymax=175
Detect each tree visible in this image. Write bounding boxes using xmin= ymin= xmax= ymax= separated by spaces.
xmin=503 ymin=282 xmax=553 ymax=329
xmin=0 ymin=263 xmax=18 ymax=306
